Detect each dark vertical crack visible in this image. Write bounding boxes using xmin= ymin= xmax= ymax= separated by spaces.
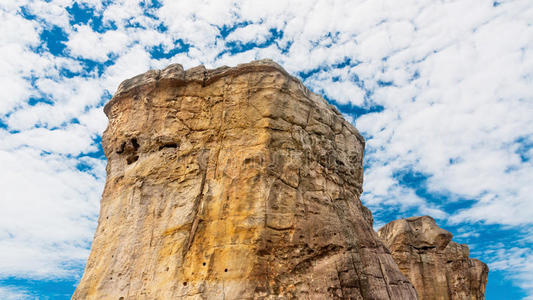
xmin=378 ymin=257 xmax=393 ymax=300
xmin=125 ymin=185 xmax=139 ymax=299
xmin=222 ymin=279 xmax=226 ymax=300
xmin=334 ymin=260 xmax=346 ymax=299
xmin=213 ymin=77 xmax=227 ymax=179
xmin=183 ymin=152 xmax=208 ymax=259
xmin=417 ymin=251 xmax=428 ymax=299
xmin=202 ymin=71 xmax=208 ymax=87
xmin=349 ymin=252 xmax=364 ymax=295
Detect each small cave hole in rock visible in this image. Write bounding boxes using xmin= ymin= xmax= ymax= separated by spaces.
xmin=131 ymin=138 xmax=139 ymax=150
xmin=116 ymin=142 xmax=126 ymax=154
xmin=202 ymin=262 xmax=206 ymax=266
xmin=183 ymin=282 xmax=187 ymax=286
xmin=202 ymin=71 xmax=207 ymax=87
xmin=119 ymin=297 xmax=124 ymax=300
xmin=165 ymin=267 xmax=169 ymax=271
xmin=127 ymin=155 xmax=139 ymax=165
xmin=224 ymin=268 xmax=228 ymax=272
xmin=257 ymin=249 xmax=269 ymax=256
xmin=159 ymin=142 xmax=178 ymax=150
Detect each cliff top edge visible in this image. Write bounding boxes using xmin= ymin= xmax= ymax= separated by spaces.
xmin=104 ymin=59 xmax=320 ymax=115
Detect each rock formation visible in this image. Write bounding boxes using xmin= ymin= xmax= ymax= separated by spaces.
xmin=73 ymin=59 xmax=418 ymax=299
xmin=377 ymin=216 xmax=488 ymax=300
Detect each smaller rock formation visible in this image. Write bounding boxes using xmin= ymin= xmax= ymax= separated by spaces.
xmin=377 ymin=216 xmax=488 ymax=300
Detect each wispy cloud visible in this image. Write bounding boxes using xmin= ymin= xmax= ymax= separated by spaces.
xmin=0 ymin=286 xmax=31 ymax=300
xmin=487 ymin=246 xmax=533 ymax=299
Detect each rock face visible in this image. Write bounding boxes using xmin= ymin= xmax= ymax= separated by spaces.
xmin=73 ymin=60 xmax=418 ymax=299
xmin=377 ymin=216 xmax=488 ymax=300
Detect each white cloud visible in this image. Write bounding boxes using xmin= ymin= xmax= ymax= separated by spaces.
xmin=78 ymin=106 xmax=108 ymax=135
xmin=6 ymin=76 xmax=106 ymax=131
xmin=0 ymin=147 xmax=103 ymax=279
xmin=349 ymin=0 xmax=533 ymax=227
xmin=2 ymin=125 xmax=98 ymax=155
xmin=0 ymin=286 xmax=31 ymax=300
xmin=66 ymin=25 xmax=129 ymax=62
xmin=306 ymin=67 xmax=366 ymax=105
xmin=487 ymin=246 xmax=533 ymax=299
xmin=22 ymin=0 xmax=71 ymax=30
xmin=101 ymin=45 xmax=153 ymax=93
xmin=0 ymin=10 xmax=42 ymax=115
xmin=226 ymin=23 xmax=272 ymax=45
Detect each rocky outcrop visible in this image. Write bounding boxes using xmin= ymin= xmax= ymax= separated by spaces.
xmin=73 ymin=59 xmax=418 ymax=299
xmin=377 ymin=216 xmax=488 ymax=300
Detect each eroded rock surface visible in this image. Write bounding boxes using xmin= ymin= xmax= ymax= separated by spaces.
xmin=378 ymin=216 xmax=488 ymax=300
xmin=72 ymin=59 xmax=418 ymax=299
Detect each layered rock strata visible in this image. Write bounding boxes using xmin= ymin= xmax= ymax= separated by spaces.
xmin=73 ymin=59 xmax=418 ymax=299
xmin=377 ymin=216 xmax=488 ymax=300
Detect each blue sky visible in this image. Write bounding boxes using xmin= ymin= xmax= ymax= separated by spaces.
xmin=0 ymin=0 xmax=532 ymax=299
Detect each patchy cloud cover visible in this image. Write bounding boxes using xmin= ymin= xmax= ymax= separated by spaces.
xmin=0 ymin=0 xmax=532 ymax=298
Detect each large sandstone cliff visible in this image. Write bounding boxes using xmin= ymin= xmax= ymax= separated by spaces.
xmin=73 ymin=60 xmax=418 ymax=299
xmin=377 ymin=216 xmax=489 ymax=300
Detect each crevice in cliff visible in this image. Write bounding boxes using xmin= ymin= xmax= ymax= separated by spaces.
xmin=378 ymin=257 xmax=393 ymax=300
xmin=182 ymin=152 xmax=208 ymax=259
xmin=158 ymin=142 xmax=179 ymax=150
xmin=116 ymin=141 xmax=126 ymax=154
xmin=290 ymin=244 xmax=343 ymax=274
xmin=417 ymin=246 xmax=436 ymax=253
xmin=131 ymin=138 xmax=139 ymax=150
xmin=349 ymin=251 xmax=365 ymax=296
xmin=202 ymin=71 xmax=208 ymax=87
xmin=334 ymin=260 xmax=347 ymax=299
xmin=126 ymin=155 xmax=139 ymax=164
xmin=212 ymin=79 xmax=228 ymax=179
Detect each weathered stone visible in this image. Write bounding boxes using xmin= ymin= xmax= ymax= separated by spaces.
xmin=377 ymin=216 xmax=489 ymax=300
xmin=73 ymin=59 xmax=418 ymax=299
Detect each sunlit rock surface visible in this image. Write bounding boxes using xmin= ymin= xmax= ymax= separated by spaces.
xmin=72 ymin=60 xmax=418 ymax=299
xmin=378 ymin=216 xmax=488 ymax=300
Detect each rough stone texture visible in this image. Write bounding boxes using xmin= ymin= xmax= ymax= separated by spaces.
xmin=72 ymin=59 xmax=418 ymax=299
xmin=377 ymin=216 xmax=489 ymax=300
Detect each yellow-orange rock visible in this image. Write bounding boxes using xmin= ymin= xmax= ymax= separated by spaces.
xmin=73 ymin=59 xmax=418 ymax=299
xmin=377 ymin=216 xmax=489 ymax=300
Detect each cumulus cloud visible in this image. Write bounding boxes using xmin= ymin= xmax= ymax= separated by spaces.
xmin=66 ymin=25 xmax=129 ymax=61
xmin=354 ymin=0 xmax=533 ymax=225
xmin=0 ymin=146 xmax=103 ymax=278
xmin=0 ymin=9 xmax=42 ymax=115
